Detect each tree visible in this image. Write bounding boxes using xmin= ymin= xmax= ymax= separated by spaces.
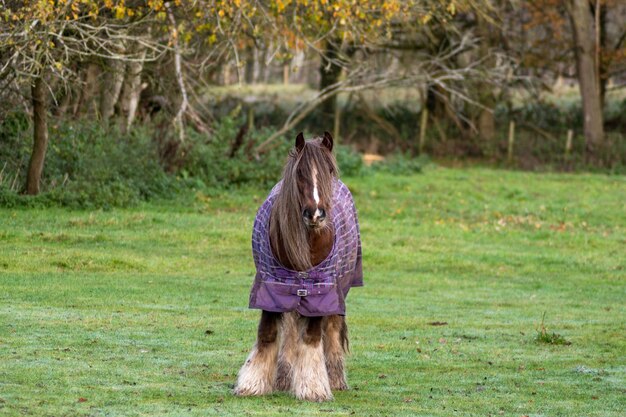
xmin=504 ymin=0 xmax=625 ymax=158
xmin=0 ymin=1 xmax=166 ymax=194
xmin=568 ymin=0 xmax=604 ymax=158
xmin=26 ymin=76 xmax=49 ymax=195
xmin=251 ymin=0 xmax=511 ymax=152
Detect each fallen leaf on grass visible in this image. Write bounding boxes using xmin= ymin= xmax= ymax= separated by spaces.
xmin=78 ymin=398 xmax=87 ymax=403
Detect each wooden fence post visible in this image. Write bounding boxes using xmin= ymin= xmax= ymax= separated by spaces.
xmin=565 ymin=129 xmax=573 ymax=158
xmin=419 ymin=107 xmax=428 ymax=154
xmin=507 ymin=120 xmax=515 ymax=163
xmin=333 ymin=93 xmax=341 ymax=143
xmin=283 ymin=64 xmax=289 ymax=85
xmin=247 ymin=107 xmax=254 ymax=132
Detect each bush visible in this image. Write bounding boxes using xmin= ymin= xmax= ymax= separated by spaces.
xmin=180 ymin=119 xmax=291 ymax=189
xmin=370 ymin=153 xmax=426 ymax=175
xmin=0 ymin=118 xmax=175 ymax=209
xmin=181 ymin=120 xmax=367 ymax=189
xmin=335 ymin=144 xmax=365 ymax=177
xmin=0 ymin=115 xmax=370 ymax=209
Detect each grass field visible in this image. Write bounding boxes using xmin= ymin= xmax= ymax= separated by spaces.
xmin=1 ymin=167 xmax=625 ymax=416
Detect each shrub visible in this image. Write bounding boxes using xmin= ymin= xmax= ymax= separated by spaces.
xmin=370 ymin=153 xmax=426 ymax=175
xmin=181 ymin=121 xmax=367 ymax=190
xmin=0 ymin=115 xmax=369 ymax=209
xmin=335 ymin=144 xmax=365 ymax=177
xmin=180 ymin=120 xmax=291 ymax=189
xmin=0 ymin=117 xmax=175 ymax=209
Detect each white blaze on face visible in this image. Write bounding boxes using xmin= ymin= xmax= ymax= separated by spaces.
xmin=312 ymin=165 xmax=322 ymax=221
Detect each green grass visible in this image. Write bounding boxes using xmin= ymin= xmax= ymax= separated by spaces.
xmin=1 ymin=167 xmax=625 ymax=416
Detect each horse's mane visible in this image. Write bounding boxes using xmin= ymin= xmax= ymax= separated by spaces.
xmin=269 ymin=138 xmax=338 ymax=271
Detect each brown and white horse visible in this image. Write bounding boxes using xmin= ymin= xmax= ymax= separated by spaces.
xmin=234 ymin=132 xmax=361 ymax=402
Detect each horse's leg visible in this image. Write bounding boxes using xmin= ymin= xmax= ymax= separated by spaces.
xmin=323 ymin=315 xmax=349 ymax=390
xmin=275 ymin=311 xmax=298 ymax=391
xmin=291 ymin=316 xmax=333 ymax=401
xmin=234 ymin=310 xmax=280 ymax=396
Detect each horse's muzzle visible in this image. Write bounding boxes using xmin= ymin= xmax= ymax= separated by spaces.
xmin=303 ymin=208 xmax=326 ymax=227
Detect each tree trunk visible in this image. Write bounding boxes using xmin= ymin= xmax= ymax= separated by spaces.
xmin=260 ymin=42 xmax=270 ymax=83
xmin=244 ymin=45 xmax=255 ymax=84
xmin=595 ymin=2 xmax=608 ymax=109
xmin=252 ymin=46 xmax=261 ymax=84
xmin=569 ymin=0 xmax=604 ymax=157
xmin=118 ymin=41 xmax=147 ymax=133
xmin=99 ymin=56 xmax=126 ymax=121
xmin=74 ymin=62 xmax=100 ymax=118
xmin=291 ymin=50 xmax=305 ymax=83
xmin=477 ymin=109 xmax=495 ymax=141
xmin=319 ymin=39 xmax=344 ymax=126
xmin=476 ymin=14 xmax=496 ymax=142
xmin=25 ymin=77 xmax=49 ymax=195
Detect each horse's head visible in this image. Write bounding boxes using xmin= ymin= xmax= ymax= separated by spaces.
xmin=290 ymin=131 xmax=337 ymax=230
xmin=270 ymin=132 xmax=338 ymax=270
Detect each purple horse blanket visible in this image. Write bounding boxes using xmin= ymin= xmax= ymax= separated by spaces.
xmin=248 ymin=179 xmax=363 ymax=316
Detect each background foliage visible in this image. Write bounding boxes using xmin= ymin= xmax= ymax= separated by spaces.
xmin=1 ymin=0 xmax=625 ymax=206
xmin=0 ymin=114 xmax=370 ymax=208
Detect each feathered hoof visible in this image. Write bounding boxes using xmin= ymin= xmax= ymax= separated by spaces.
xmin=233 ymin=370 xmax=274 ymax=397
xmin=274 ymin=361 xmax=292 ymax=392
xmin=233 ymin=345 xmax=276 ymax=397
xmin=292 ymin=342 xmax=333 ymax=402
xmin=294 ymin=381 xmax=333 ymax=402
xmin=330 ymin=380 xmax=348 ymax=391
xmin=327 ymin=362 xmax=348 ymax=391
xmin=233 ymin=384 xmax=272 ymax=397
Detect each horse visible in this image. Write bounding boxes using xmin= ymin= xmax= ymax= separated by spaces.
xmin=234 ymin=131 xmax=363 ymax=402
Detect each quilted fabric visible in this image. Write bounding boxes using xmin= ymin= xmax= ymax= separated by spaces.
xmin=248 ymin=179 xmax=363 ymax=316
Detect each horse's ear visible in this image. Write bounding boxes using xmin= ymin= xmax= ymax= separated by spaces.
xmin=295 ymin=132 xmax=305 ymax=153
xmin=322 ymin=131 xmax=334 ymax=152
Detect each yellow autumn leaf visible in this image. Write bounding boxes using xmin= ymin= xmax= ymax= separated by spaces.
xmin=115 ymin=6 xmax=125 ymax=19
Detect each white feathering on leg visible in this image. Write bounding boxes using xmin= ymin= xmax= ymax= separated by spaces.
xmin=292 ymin=340 xmax=333 ymax=402
xmin=275 ymin=312 xmax=298 ymax=391
xmin=234 ymin=342 xmax=278 ymax=396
